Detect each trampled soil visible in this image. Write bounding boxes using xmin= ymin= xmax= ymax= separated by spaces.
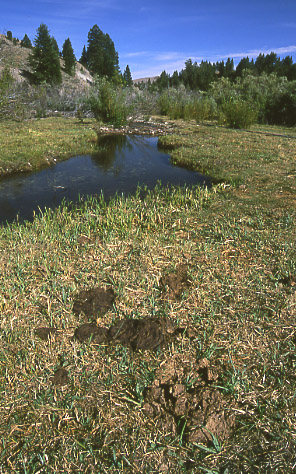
xmin=143 ymin=355 xmax=236 ymax=445
xmin=35 ymin=277 xmax=236 ymax=449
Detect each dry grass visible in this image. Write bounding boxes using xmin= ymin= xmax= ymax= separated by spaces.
xmin=0 ymin=119 xmax=295 ymax=473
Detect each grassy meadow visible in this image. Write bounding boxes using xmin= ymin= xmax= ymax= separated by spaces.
xmin=0 ymin=118 xmax=295 ymax=473
xmin=0 ymin=118 xmax=97 ymax=176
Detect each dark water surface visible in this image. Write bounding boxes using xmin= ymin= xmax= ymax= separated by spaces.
xmin=0 ymin=135 xmax=211 ymax=225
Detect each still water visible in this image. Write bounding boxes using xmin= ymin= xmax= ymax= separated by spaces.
xmin=0 ymin=135 xmax=211 ymax=225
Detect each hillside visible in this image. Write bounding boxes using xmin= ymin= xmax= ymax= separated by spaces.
xmin=0 ymin=33 xmax=93 ymax=95
xmin=133 ymin=76 xmax=159 ymax=85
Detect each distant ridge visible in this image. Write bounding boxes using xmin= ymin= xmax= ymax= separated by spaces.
xmin=133 ymin=76 xmax=159 ymax=84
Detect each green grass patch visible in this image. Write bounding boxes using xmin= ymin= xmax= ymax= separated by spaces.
xmin=0 ymin=117 xmax=97 ymax=175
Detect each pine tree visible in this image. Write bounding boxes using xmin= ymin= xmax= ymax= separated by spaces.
xmin=79 ymin=45 xmax=88 ymax=68
xmin=21 ymin=34 xmax=32 ymax=49
xmin=6 ymin=31 xmax=12 ymax=41
xmin=123 ymin=65 xmax=133 ymax=86
xmin=86 ymin=25 xmax=120 ymax=78
xmin=225 ymin=58 xmax=234 ymax=80
xmin=86 ymin=25 xmax=104 ymax=75
xmin=235 ymin=57 xmax=252 ymax=78
xmin=62 ymin=38 xmax=76 ymax=75
xmin=51 ymin=37 xmax=60 ymax=56
xmin=156 ymin=71 xmax=170 ymax=90
xmin=170 ymin=70 xmax=180 ymax=87
xmin=28 ymin=23 xmax=62 ymax=84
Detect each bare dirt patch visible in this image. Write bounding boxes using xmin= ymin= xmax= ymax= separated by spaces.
xmin=77 ymin=235 xmax=93 ymax=245
xmin=143 ymin=355 xmax=236 ymax=445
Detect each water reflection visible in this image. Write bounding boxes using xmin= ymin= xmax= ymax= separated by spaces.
xmin=0 ymin=135 xmax=211 ymax=225
xmin=92 ymin=134 xmax=129 ymax=171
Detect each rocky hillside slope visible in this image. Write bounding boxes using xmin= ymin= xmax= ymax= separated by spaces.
xmin=0 ymin=33 xmax=93 ymax=98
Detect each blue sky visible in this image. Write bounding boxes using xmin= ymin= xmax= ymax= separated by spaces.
xmin=1 ymin=0 xmax=296 ymax=79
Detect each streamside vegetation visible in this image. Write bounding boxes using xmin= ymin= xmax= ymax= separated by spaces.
xmin=1 ymin=23 xmax=296 ymax=128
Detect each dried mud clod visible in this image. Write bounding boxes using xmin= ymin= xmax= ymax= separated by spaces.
xmin=108 ymin=317 xmax=176 ymax=351
xmin=74 ymin=322 xmax=108 ymax=343
xmin=73 ymin=286 xmax=115 ymax=318
xmin=35 ymin=327 xmax=59 ymax=341
xmin=160 ymin=264 xmax=190 ymax=300
xmin=52 ymin=368 xmax=69 ymax=386
xmin=143 ymin=355 xmax=235 ymax=446
xmin=74 ymin=317 xmax=178 ymax=351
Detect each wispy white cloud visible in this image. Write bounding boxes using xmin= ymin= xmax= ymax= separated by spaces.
xmin=121 ymin=51 xmax=149 ymax=58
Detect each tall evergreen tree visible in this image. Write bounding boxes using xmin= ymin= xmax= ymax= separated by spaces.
xmin=225 ymin=58 xmax=234 ymax=79
xmin=87 ymin=25 xmax=104 ymax=75
xmin=263 ymin=52 xmax=280 ymax=74
xmin=123 ymin=65 xmax=133 ymax=86
xmin=170 ymin=70 xmax=180 ymax=87
xmin=6 ymin=31 xmax=12 ymax=41
xmin=86 ymin=25 xmax=120 ymax=78
xmin=79 ymin=45 xmax=88 ymax=67
xmin=21 ymin=34 xmax=32 ymax=49
xmin=156 ymin=70 xmax=170 ymax=90
xmin=235 ymin=56 xmax=253 ymax=78
xmin=181 ymin=59 xmax=196 ymax=89
xmin=216 ymin=60 xmax=225 ymax=77
xmin=51 ymin=37 xmax=60 ymax=56
xmin=255 ymin=53 xmax=265 ymax=75
xmin=279 ymin=56 xmax=296 ymax=80
xmin=62 ymin=38 xmax=76 ymax=75
xmin=28 ymin=23 xmax=62 ymax=84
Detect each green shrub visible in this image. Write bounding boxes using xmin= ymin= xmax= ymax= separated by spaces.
xmin=159 ymin=88 xmax=189 ymax=119
xmin=264 ymin=81 xmax=296 ymax=126
xmin=87 ymin=77 xmax=130 ymax=127
xmin=210 ymin=73 xmax=293 ymax=125
xmin=0 ymin=67 xmax=14 ymax=119
xmin=157 ymin=88 xmax=217 ymax=122
xmin=218 ymin=99 xmax=258 ymax=129
xmin=184 ymin=97 xmax=217 ymax=122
